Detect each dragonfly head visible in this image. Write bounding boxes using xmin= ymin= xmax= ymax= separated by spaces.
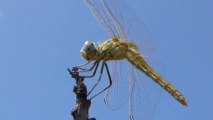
xmin=80 ymin=41 xmax=98 ymax=61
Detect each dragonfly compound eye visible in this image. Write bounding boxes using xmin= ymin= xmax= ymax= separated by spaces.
xmin=80 ymin=41 xmax=98 ymax=60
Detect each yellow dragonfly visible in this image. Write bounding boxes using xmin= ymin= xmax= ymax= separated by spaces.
xmin=75 ymin=0 xmax=187 ymax=120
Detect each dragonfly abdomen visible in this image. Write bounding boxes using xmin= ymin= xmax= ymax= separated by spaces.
xmin=126 ymin=49 xmax=187 ymax=106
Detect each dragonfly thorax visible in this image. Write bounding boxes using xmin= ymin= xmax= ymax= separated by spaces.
xmin=80 ymin=38 xmax=140 ymax=61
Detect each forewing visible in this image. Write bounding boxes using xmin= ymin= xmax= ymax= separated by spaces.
xmin=104 ymin=60 xmax=129 ymax=110
xmin=102 ymin=0 xmax=156 ymax=56
xmin=84 ymin=0 xmax=119 ymax=37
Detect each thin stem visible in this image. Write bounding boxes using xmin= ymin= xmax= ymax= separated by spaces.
xmin=68 ymin=68 xmax=96 ymax=120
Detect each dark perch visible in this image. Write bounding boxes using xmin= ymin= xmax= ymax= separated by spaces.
xmin=68 ymin=67 xmax=96 ymax=120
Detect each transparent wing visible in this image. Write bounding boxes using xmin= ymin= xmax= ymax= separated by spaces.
xmin=104 ymin=59 xmax=129 ymax=110
xmin=84 ymin=0 xmax=120 ymax=37
xmin=84 ymin=0 xmax=156 ymax=56
xmin=128 ymin=56 xmax=165 ymax=120
xmin=105 ymin=56 xmax=164 ymax=120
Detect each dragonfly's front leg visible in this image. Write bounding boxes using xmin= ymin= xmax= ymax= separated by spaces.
xmin=83 ymin=60 xmax=100 ymax=78
xmin=75 ymin=60 xmax=92 ymax=71
xmin=88 ymin=62 xmax=112 ymax=99
xmin=70 ymin=60 xmax=100 ymax=79
xmin=73 ymin=60 xmax=97 ymax=72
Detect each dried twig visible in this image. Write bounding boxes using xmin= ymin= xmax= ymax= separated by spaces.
xmin=68 ymin=67 xmax=96 ymax=120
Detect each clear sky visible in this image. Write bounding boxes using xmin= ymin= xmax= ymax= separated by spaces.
xmin=0 ymin=0 xmax=212 ymax=120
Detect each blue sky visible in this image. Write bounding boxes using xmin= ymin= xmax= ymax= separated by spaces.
xmin=0 ymin=0 xmax=213 ymax=120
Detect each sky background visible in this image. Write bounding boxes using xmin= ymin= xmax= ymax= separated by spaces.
xmin=0 ymin=0 xmax=213 ymax=120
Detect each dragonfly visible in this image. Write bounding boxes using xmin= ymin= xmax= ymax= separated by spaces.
xmin=75 ymin=0 xmax=187 ymax=120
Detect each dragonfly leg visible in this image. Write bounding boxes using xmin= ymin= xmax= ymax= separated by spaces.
xmin=87 ymin=61 xmax=105 ymax=97
xmin=89 ymin=62 xmax=112 ymax=99
xmin=83 ymin=60 xmax=100 ymax=78
xmin=76 ymin=60 xmax=92 ymax=68
xmin=74 ymin=60 xmax=99 ymax=72
xmin=68 ymin=60 xmax=100 ymax=80
xmin=74 ymin=60 xmax=98 ymax=72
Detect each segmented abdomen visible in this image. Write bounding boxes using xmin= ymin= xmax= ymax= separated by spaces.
xmin=126 ymin=49 xmax=187 ymax=106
